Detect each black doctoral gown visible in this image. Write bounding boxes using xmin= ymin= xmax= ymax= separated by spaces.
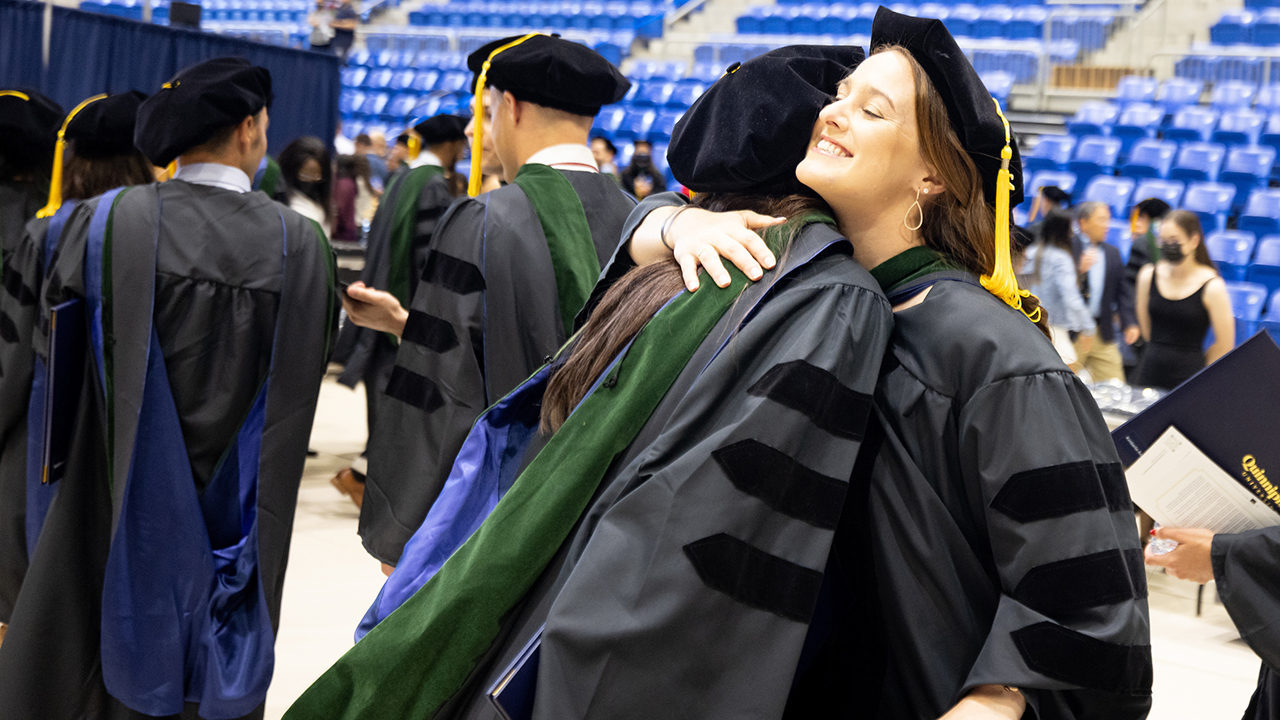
xmin=0 ymin=178 xmax=336 ymax=720
xmin=334 ymin=162 xmax=455 ymax=444
xmin=359 ymin=169 xmax=634 ymax=566
xmin=796 ymin=258 xmax=1153 ymax=719
xmin=429 ymin=216 xmax=893 ymax=720
xmin=1211 ymin=527 xmax=1280 ymax=719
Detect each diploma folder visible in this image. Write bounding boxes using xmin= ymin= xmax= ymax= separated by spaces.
xmin=1112 ymin=332 xmax=1280 ymax=516
xmin=42 ymin=298 xmax=87 ymax=485
xmin=486 ymin=626 xmax=543 ymax=720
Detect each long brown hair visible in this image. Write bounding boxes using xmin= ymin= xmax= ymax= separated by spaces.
xmin=879 ymin=44 xmax=1052 ymax=338
xmin=63 ymin=144 xmax=154 ymax=201
xmin=540 ymin=192 xmax=829 ymax=433
xmin=1163 ymin=209 xmax=1217 ymax=271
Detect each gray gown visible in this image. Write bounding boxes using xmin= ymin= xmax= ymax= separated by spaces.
xmin=0 ymin=179 xmax=337 ymax=720
xmin=359 ymin=170 xmax=634 ymax=566
xmin=1211 ymin=527 xmax=1280 ymax=719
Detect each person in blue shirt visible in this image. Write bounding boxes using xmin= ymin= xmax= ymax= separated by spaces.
xmin=1022 ymin=209 xmax=1095 ymax=372
xmin=1072 ymin=200 xmax=1139 ymax=383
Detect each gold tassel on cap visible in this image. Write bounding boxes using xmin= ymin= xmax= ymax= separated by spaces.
xmin=0 ymin=90 xmax=31 ymax=101
xmin=980 ymin=97 xmax=1041 ymax=324
xmin=467 ymin=32 xmax=541 ymax=197
xmin=37 ymin=93 xmax=107 ymax=219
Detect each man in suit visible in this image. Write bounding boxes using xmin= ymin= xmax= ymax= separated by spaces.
xmin=1073 ymin=201 xmax=1139 ymax=383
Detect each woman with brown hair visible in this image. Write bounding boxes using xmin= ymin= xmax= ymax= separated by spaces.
xmin=623 ymin=9 xmax=1151 ymax=719
xmin=1133 ymin=208 xmax=1234 ymax=390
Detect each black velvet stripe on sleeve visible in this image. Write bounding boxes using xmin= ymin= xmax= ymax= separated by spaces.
xmin=712 ymin=439 xmax=847 ymax=530
xmin=747 ymin=360 xmax=872 ymax=441
xmin=683 ymin=533 xmax=823 ymax=623
xmin=990 ymin=460 xmax=1111 ymax=522
xmin=384 ymin=366 xmax=445 ymax=412
xmin=2 ymin=265 xmax=36 ymax=307
xmin=422 ymin=250 xmax=486 ymax=295
xmin=1014 ymin=548 xmax=1147 ymax=615
xmin=0 ymin=312 xmax=18 ymax=343
xmin=1012 ymin=621 xmax=1153 ymax=695
xmin=1097 ymin=462 xmax=1134 ymax=512
xmin=416 ymin=204 xmax=447 ymax=223
xmin=401 ymin=310 xmax=459 ymax=353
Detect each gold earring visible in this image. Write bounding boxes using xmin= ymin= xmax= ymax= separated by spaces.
xmin=904 ymin=187 xmax=924 ymax=231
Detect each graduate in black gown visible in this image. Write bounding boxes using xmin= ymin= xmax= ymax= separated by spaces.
xmin=330 ymin=114 xmax=468 ymax=508
xmin=0 ymin=58 xmax=336 ymax=720
xmin=285 ymin=43 xmax=894 ymax=720
xmin=0 ymin=90 xmax=61 ymax=262
xmin=340 ymin=33 xmax=636 ymax=568
xmin=626 ymin=9 xmax=1152 ymax=718
xmin=0 ymin=90 xmax=154 ymax=643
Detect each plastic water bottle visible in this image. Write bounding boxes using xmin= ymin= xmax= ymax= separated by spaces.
xmin=1149 ymin=523 xmax=1178 ymax=555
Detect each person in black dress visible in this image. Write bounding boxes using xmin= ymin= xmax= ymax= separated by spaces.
xmin=1132 ymin=209 xmax=1234 ymax=390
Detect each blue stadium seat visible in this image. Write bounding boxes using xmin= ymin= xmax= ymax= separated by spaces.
xmin=917 ymin=3 xmax=951 ymax=22
xmin=1261 ymin=113 xmax=1280 ymax=157
xmin=1206 ymin=230 xmax=1258 ymax=281
xmin=981 ymin=71 xmax=1015 ymax=105
xmin=411 ymin=69 xmax=440 ymax=93
xmin=670 ymin=80 xmax=706 ymax=108
xmin=1211 ymin=80 xmax=1259 ymax=109
xmin=339 ymin=89 xmax=365 ymax=115
xmin=437 ymin=71 xmax=471 ymax=93
xmin=1170 ymin=142 xmax=1227 ymax=182
xmin=1067 ymin=135 xmax=1122 ymax=187
xmin=1213 ymin=108 xmax=1266 ymax=146
xmin=942 ymin=4 xmax=980 ymax=37
xmin=1120 ymin=139 xmax=1177 ymax=178
xmin=1065 ymin=101 xmax=1119 ymax=137
xmin=688 ymin=63 xmax=721 ymax=82
xmin=365 ymin=68 xmax=394 ymax=89
xmin=1255 ymin=8 xmax=1280 ymax=45
xmin=341 ymin=66 xmax=368 ymax=88
xmin=1211 ymin=9 xmax=1254 ymax=44
xmin=592 ymin=106 xmax=627 ymax=136
xmin=973 ymin=6 xmax=1012 ymax=38
xmin=1110 ymin=103 xmax=1163 ymax=154
xmin=1023 ymin=134 xmax=1076 ymax=174
xmin=1164 ymin=106 xmax=1220 ymax=143
xmin=635 ymin=81 xmax=675 ymax=107
xmin=348 ymin=48 xmax=372 ymax=67
xmin=1255 ymin=84 xmax=1280 ymax=112
xmin=1021 ymin=170 xmax=1078 ymax=215
xmin=693 ymin=45 xmax=716 ymax=64
xmin=1107 ymin=220 xmax=1133 ymax=263
xmin=390 ymin=69 xmax=416 ymax=91
xmin=1182 ymin=182 xmax=1237 ymax=232
xmin=1131 ymin=178 xmax=1186 ymax=209
xmin=387 ymin=93 xmax=419 ymax=120
xmin=1157 ymin=77 xmax=1204 ymax=113
xmin=651 ymin=109 xmax=683 ymax=141
xmin=1226 ymin=281 xmax=1269 ymax=340
xmin=359 ymin=92 xmax=390 ymax=120
xmin=1009 ymin=6 xmax=1048 ymax=39
xmin=617 ymin=109 xmax=656 ymax=140
xmin=1221 ymin=145 xmax=1277 ymax=207
xmin=1083 ymin=175 xmax=1136 ymax=217
xmin=1247 ymin=236 xmax=1280 ymax=295
xmin=1115 ymin=74 xmax=1158 ymax=104
xmin=1240 ymin=188 xmax=1280 ymax=236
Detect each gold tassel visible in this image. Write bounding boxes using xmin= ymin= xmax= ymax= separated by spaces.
xmin=467 ymin=33 xmax=541 ymax=197
xmin=979 ymin=97 xmax=1041 ymax=324
xmin=165 ymin=160 xmax=178 ymax=180
xmin=407 ymin=133 xmax=422 ymax=161
xmin=36 ymin=93 xmax=108 ymax=219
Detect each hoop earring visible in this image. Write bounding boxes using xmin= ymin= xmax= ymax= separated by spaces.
xmin=904 ymin=187 xmax=925 ymax=231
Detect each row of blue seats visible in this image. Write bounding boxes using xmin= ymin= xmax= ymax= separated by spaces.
xmin=1175 ymin=54 xmax=1280 ymax=86
xmin=1029 ymin=136 xmax=1279 ymax=189
xmin=1108 ymin=76 xmax=1280 ymax=108
xmin=408 ymin=7 xmax=663 ymax=36
xmin=433 ymin=0 xmax=666 ymax=13
xmin=1210 ymin=9 xmax=1280 ymax=45
xmin=1067 ymin=103 xmax=1280 ymax=147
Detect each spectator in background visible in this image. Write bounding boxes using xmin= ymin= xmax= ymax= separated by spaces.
xmin=1133 ymin=209 xmax=1234 ymax=390
xmin=1074 ymin=201 xmax=1139 ymax=383
xmin=279 ymin=136 xmax=333 ymax=237
xmin=385 ymin=133 xmax=409 ymax=174
xmin=354 ymin=132 xmax=390 ymax=186
xmin=1022 ymin=210 xmax=1095 ymax=372
xmin=1025 ymin=184 xmax=1071 ymax=237
xmin=1126 ymin=197 xmax=1172 ymax=284
xmin=630 ymin=172 xmax=656 ymax=199
xmin=334 ymin=120 xmax=355 ymax=155
xmin=619 ymin=138 xmax=655 ymax=193
xmin=330 ymin=0 xmax=359 ymax=61
xmin=590 ymin=135 xmax=620 ymax=185
xmin=308 ymin=0 xmax=334 ymax=53
xmin=333 ymin=154 xmax=371 ymax=242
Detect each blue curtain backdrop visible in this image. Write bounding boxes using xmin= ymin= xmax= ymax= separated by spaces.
xmin=0 ymin=0 xmax=340 ymax=155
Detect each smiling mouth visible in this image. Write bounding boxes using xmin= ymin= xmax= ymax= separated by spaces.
xmin=814 ymin=138 xmax=852 ymax=158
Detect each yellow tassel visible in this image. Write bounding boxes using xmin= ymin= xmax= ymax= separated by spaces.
xmin=467 ymin=33 xmax=541 ymax=197
xmin=407 ymin=134 xmax=422 ymax=161
xmin=979 ymin=97 xmax=1042 ymax=324
xmin=165 ymin=160 xmax=178 ymax=180
xmin=36 ymin=93 xmax=108 ymax=219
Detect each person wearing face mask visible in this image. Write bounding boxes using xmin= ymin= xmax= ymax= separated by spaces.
xmin=1132 ymin=209 xmax=1234 ymax=390
xmin=278 ymin=135 xmax=333 ymax=237
xmin=619 ymin=137 xmax=655 ymax=195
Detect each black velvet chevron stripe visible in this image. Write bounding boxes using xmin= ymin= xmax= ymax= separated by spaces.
xmin=0 ymin=311 xmax=17 ymax=344
xmin=384 ymin=366 xmax=445 ymax=412
xmin=422 ymin=250 xmax=485 ymax=295
xmin=747 ymin=360 xmax=872 ymax=440
xmin=683 ymin=533 xmax=822 ymax=623
xmin=712 ymin=439 xmax=847 ymax=529
xmin=991 ymin=460 xmax=1115 ymax=522
xmin=2 ymin=265 xmax=36 ymax=307
xmin=1012 ymin=622 xmax=1153 ymax=695
xmin=401 ymin=310 xmax=459 ymax=353
xmin=1097 ymin=462 xmax=1133 ymax=512
xmin=416 ymin=204 xmax=446 ymax=223
xmin=1015 ymin=549 xmax=1147 ymax=615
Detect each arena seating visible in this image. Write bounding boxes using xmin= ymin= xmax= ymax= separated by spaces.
xmin=407 ymin=1 xmax=669 ymax=39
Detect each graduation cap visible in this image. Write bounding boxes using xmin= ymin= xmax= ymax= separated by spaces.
xmin=669 ymin=45 xmax=865 ymax=197
xmin=66 ymin=90 xmax=148 ymax=158
xmin=37 ymin=93 xmax=113 ymax=219
xmin=0 ymin=89 xmax=63 ymax=170
xmin=413 ymin=114 xmax=468 ymax=146
xmin=134 ymin=56 xmax=273 ymax=167
xmin=871 ymin=6 xmax=1037 ymax=321
xmin=464 ymin=33 xmax=630 ymax=196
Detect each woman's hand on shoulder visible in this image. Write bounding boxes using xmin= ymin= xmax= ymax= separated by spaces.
xmin=630 ymin=205 xmax=783 ymax=292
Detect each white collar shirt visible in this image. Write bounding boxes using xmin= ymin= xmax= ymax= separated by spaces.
xmin=524 ymin=144 xmax=599 ymax=173
xmin=173 ymin=162 xmax=252 ymax=194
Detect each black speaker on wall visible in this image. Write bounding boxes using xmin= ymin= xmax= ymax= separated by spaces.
xmin=170 ymin=1 xmax=202 ymax=29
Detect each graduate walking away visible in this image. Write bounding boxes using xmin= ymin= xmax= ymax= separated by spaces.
xmin=340 ymin=33 xmax=635 ymax=569
xmin=0 ymin=57 xmax=336 ymax=720
xmin=330 ymin=114 xmax=468 ymax=508
xmin=0 ymin=90 xmax=154 ymax=647
xmin=631 ymin=9 xmax=1152 ymax=718
xmin=286 ymin=43 xmax=894 ymax=720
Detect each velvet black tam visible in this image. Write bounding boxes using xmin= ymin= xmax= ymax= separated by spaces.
xmin=667 ymin=45 xmax=864 ymax=197
xmin=466 ymin=34 xmax=630 ymax=117
xmin=67 ymin=91 xmax=148 ymax=159
xmin=870 ymin=6 xmax=1024 ymax=206
xmin=413 ymin=114 xmax=468 ymax=145
xmin=134 ymin=56 xmax=273 ymax=166
xmin=0 ymin=89 xmax=63 ymax=168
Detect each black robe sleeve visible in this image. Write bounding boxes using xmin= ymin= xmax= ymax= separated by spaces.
xmin=1215 ymin=527 xmax=1280 ymax=671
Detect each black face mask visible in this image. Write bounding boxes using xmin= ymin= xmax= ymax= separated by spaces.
xmin=1159 ymin=241 xmax=1186 ymax=263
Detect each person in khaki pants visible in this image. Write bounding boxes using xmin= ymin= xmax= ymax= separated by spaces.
xmin=1072 ymin=201 xmax=1139 ymax=383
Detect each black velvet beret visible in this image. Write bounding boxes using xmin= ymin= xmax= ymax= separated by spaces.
xmin=467 ymin=34 xmax=630 ymax=117
xmin=871 ymin=7 xmax=1023 ymax=206
xmin=668 ymin=45 xmax=864 ymax=196
xmin=0 ymin=89 xmax=63 ymax=168
xmin=414 ymin=114 xmax=468 ymax=144
xmin=66 ymin=91 xmax=148 ymax=159
xmin=135 ymin=57 xmax=273 ymax=166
